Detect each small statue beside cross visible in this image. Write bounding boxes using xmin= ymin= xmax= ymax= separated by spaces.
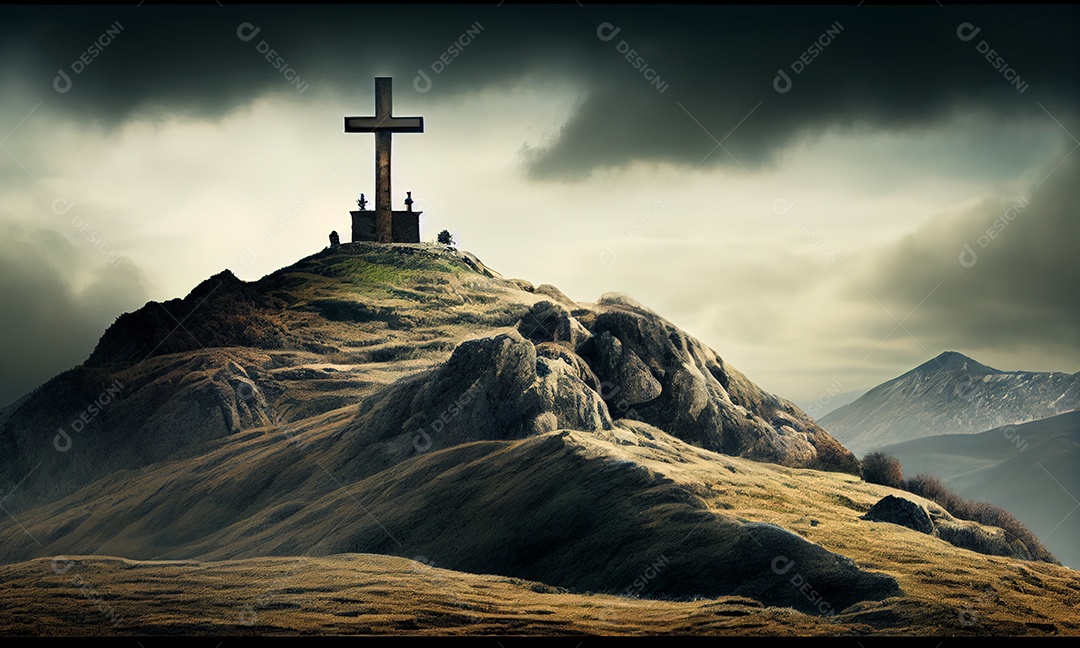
xmin=357 ymin=193 xmax=368 ymax=211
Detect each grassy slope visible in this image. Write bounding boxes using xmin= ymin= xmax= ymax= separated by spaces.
xmin=2 ymin=245 xmax=1077 ymax=635
xmin=1 ymin=418 xmax=1078 ymax=635
xmin=879 ymin=412 xmax=1080 ymax=569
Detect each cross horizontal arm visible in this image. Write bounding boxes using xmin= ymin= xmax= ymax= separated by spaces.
xmin=345 ymin=116 xmax=424 ymax=133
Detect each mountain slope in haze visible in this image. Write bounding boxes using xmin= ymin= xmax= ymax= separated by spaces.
xmin=819 ymin=351 xmax=1080 ymax=454
xmin=796 ymin=388 xmax=869 ymax=420
xmin=878 ymin=411 xmax=1080 ymax=569
xmin=2 ymin=244 xmax=1078 ymax=635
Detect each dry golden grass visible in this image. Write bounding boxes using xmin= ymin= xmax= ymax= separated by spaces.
xmin=0 ymin=554 xmax=936 ymax=636
xmin=2 ymin=424 xmax=1077 ymax=635
xmin=3 ymin=245 xmax=1077 ymax=636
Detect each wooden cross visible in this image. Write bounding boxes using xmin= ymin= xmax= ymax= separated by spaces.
xmin=345 ymin=77 xmax=424 ymax=243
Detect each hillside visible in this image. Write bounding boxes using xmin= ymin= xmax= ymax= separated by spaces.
xmin=819 ymin=351 xmax=1080 ymax=454
xmin=878 ymin=411 xmax=1080 ymax=569
xmin=0 ymin=244 xmax=1077 ymax=635
xmin=0 ymin=244 xmax=855 ymax=513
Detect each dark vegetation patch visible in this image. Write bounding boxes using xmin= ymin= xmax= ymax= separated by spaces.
xmin=859 ymin=453 xmax=1058 ymax=564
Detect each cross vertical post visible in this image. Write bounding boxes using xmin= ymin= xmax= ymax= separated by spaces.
xmin=345 ymin=77 xmax=424 ymax=243
xmin=374 ymin=78 xmax=392 ymax=243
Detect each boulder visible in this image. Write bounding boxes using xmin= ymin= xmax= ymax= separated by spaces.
xmin=517 ymin=301 xmax=592 ymax=351
xmin=347 ymin=331 xmax=613 ymax=456
xmin=862 ymin=495 xmax=935 ymax=534
xmin=592 ymin=331 xmax=663 ymax=409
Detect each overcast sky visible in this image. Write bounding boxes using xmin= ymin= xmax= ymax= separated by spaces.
xmin=1 ymin=5 xmax=1077 ymax=409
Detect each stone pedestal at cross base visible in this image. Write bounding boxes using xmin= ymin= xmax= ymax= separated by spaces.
xmin=351 ymin=210 xmax=422 ymax=243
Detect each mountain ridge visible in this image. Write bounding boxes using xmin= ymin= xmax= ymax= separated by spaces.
xmin=819 ymin=351 xmax=1080 ymax=454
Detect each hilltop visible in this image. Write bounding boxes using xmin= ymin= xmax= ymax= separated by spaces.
xmin=0 ymin=244 xmax=1076 ymax=636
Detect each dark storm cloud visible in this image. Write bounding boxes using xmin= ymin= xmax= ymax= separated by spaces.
xmin=0 ymin=223 xmax=149 ymax=408
xmin=3 ymin=5 xmax=1077 ymax=178
xmin=860 ymin=154 xmax=1080 ymax=353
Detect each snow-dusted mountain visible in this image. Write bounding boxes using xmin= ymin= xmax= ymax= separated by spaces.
xmin=819 ymin=351 xmax=1080 ymax=454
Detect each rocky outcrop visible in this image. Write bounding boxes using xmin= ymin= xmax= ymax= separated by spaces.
xmin=86 ymin=270 xmax=290 ymax=367
xmin=517 ymin=300 xmax=592 ymax=351
xmin=863 ymin=495 xmax=934 ymax=534
xmin=863 ymin=494 xmax=1044 ymax=562
xmin=0 ymin=351 xmax=276 ymax=510
xmin=515 ymin=296 xmax=859 ymax=474
xmin=346 ymin=331 xmax=612 ymax=456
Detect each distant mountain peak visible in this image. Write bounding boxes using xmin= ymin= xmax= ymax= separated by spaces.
xmin=821 ymin=350 xmax=1080 ymax=453
xmin=910 ymin=351 xmax=1000 ymax=376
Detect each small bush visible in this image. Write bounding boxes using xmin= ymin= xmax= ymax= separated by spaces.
xmin=904 ymin=473 xmax=1058 ymax=564
xmin=861 ymin=452 xmax=904 ymax=488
